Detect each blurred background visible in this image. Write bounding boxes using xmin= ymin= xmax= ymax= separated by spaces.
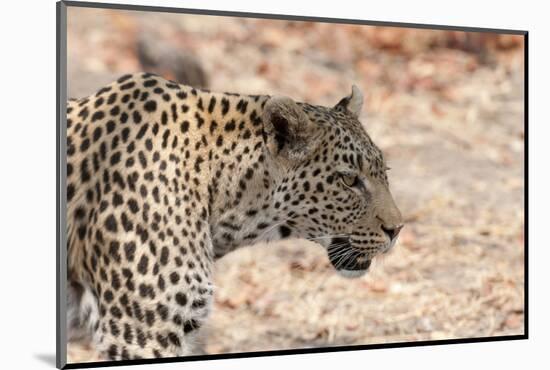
xmin=67 ymin=6 xmax=525 ymax=360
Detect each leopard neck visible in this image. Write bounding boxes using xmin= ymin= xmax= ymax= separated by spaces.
xmin=182 ymin=88 xmax=286 ymax=258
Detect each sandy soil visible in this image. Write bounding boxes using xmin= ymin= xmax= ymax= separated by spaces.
xmin=66 ymin=7 xmax=525 ymax=362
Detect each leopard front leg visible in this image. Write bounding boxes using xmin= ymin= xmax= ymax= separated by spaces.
xmin=91 ymin=268 xmax=214 ymax=360
xmin=94 ymin=284 xmax=213 ymax=360
xmin=81 ymin=211 xmax=215 ymax=360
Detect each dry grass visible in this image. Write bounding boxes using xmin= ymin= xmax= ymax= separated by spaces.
xmin=66 ymin=8 xmax=525 ymax=362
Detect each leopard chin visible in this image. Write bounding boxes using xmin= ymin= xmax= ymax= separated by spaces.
xmin=327 ymin=237 xmax=372 ymax=278
xmin=337 ymin=268 xmax=370 ymax=279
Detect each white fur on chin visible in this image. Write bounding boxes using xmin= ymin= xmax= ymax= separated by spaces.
xmin=338 ymin=269 xmax=368 ymax=279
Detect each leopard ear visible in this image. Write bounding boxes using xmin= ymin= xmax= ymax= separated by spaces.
xmin=335 ymin=85 xmax=363 ymax=118
xmin=262 ymin=96 xmax=315 ymax=162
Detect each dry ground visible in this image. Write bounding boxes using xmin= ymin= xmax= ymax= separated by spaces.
xmin=66 ymin=8 xmax=525 ymax=361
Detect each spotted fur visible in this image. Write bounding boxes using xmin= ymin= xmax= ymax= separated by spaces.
xmin=66 ymin=73 xmax=403 ymax=360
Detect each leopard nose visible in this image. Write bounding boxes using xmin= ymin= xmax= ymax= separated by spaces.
xmin=381 ymin=223 xmax=403 ymax=240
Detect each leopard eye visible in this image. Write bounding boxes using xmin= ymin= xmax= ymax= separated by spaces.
xmin=340 ymin=173 xmax=360 ymax=188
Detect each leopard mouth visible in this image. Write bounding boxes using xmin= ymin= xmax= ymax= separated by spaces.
xmin=327 ymin=237 xmax=371 ymax=278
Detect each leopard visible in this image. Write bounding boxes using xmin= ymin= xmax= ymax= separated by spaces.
xmin=65 ymin=72 xmax=403 ymax=361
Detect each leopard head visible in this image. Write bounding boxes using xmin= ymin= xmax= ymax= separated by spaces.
xmin=262 ymin=86 xmax=403 ymax=278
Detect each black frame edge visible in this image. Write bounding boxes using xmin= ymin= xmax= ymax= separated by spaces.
xmin=523 ymin=32 xmax=529 ymax=339
xmin=57 ymin=1 xmax=68 ymax=369
xmin=63 ymin=0 xmax=527 ymax=35
xmin=63 ymin=335 xmax=527 ymax=369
